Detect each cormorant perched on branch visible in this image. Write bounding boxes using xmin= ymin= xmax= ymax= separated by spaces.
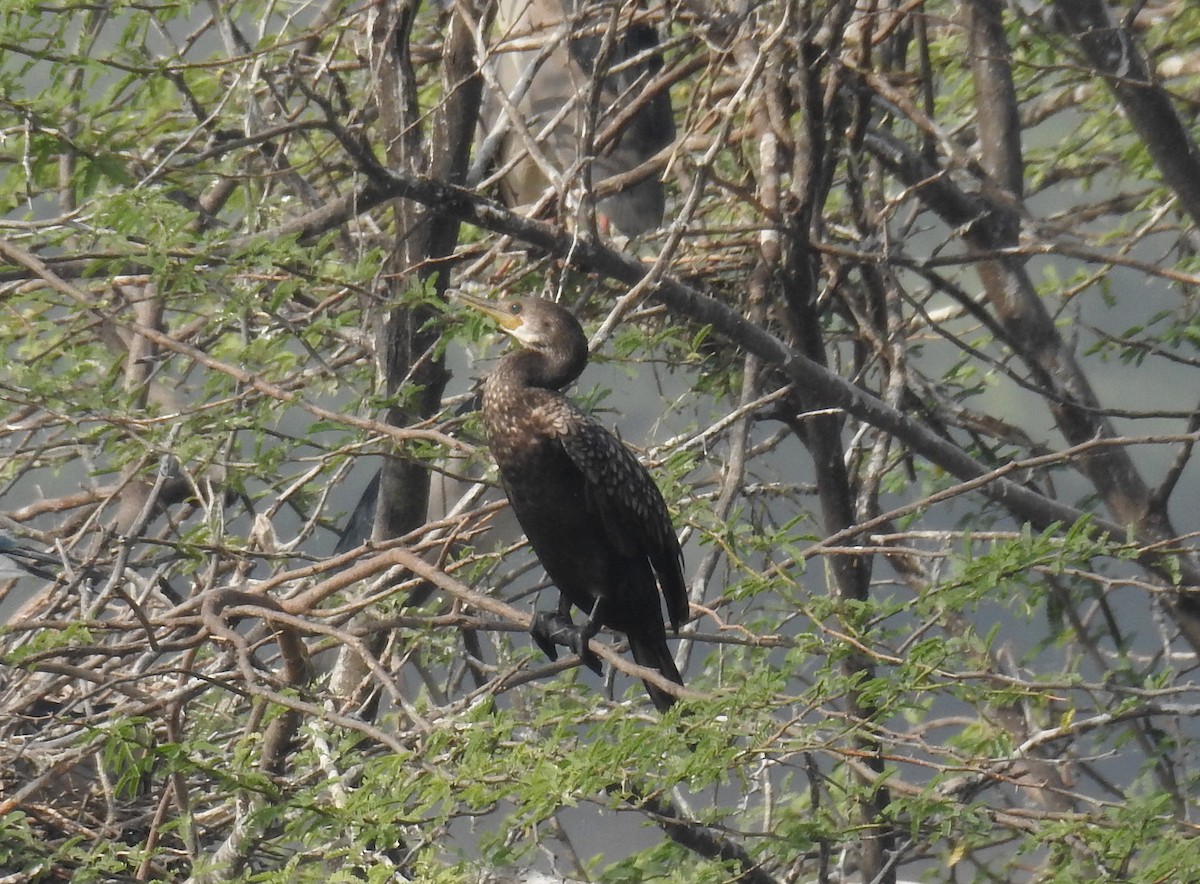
xmin=458 ymin=294 xmax=687 ymax=710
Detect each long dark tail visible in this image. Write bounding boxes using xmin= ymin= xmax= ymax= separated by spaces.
xmin=628 ymin=635 xmax=684 ymax=712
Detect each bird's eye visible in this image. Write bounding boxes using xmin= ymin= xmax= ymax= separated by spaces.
xmin=509 ymin=303 xmax=522 ymax=315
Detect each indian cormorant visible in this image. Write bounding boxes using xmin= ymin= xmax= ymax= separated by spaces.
xmin=458 ymin=294 xmax=687 ymax=710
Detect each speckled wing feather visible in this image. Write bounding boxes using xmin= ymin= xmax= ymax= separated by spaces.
xmin=557 ymin=411 xmax=688 ymax=631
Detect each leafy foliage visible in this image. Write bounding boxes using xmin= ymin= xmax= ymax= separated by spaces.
xmin=2 ymin=0 xmax=1200 ymax=882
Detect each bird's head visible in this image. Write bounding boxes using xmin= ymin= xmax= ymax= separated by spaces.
xmin=455 ymin=293 xmax=589 ymax=388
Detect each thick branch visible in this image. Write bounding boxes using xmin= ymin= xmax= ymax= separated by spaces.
xmin=621 ymin=785 xmax=779 ymax=884
xmin=1053 ymin=0 xmax=1200 ymax=227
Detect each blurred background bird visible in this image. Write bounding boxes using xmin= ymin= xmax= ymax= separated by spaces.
xmin=478 ymin=0 xmax=675 ymax=237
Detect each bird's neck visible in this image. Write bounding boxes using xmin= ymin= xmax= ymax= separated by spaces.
xmin=493 ymin=348 xmax=584 ymax=392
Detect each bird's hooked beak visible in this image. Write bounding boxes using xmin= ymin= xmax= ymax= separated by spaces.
xmin=453 ymin=291 xmax=524 ymax=333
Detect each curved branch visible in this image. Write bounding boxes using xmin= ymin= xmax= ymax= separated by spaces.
xmin=170 ymin=158 xmax=1200 ymax=642
xmin=10 ymin=135 xmax=1195 ymax=638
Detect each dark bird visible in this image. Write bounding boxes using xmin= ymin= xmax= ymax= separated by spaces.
xmin=458 ymin=294 xmax=687 ymax=710
xmin=483 ymin=0 xmax=675 ymax=237
xmin=0 ymin=533 xmax=62 ymax=581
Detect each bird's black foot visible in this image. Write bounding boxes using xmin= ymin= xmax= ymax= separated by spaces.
xmin=530 ymin=610 xmax=565 ymax=661
xmin=530 ymin=610 xmax=603 ymax=675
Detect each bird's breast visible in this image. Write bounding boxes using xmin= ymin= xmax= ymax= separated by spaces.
xmin=482 ymin=387 xmax=576 ymax=466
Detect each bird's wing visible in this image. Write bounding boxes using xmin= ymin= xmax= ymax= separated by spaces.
xmin=558 ymin=415 xmax=688 ymax=630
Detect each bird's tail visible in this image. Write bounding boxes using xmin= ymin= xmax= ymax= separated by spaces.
xmin=628 ymin=636 xmax=684 ymax=712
